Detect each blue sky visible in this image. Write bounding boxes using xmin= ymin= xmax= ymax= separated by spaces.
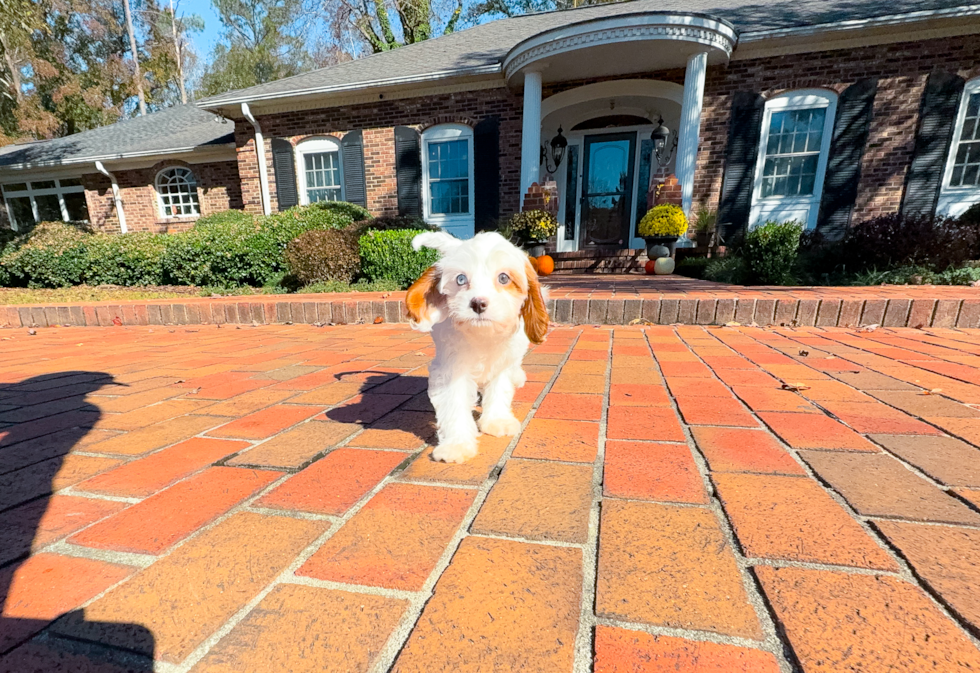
xmin=180 ymin=0 xmax=225 ymax=56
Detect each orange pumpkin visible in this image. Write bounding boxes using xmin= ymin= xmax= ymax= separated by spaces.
xmin=644 ymin=259 xmax=658 ymax=275
xmin=535 ymin=255 xmax=554 ymax=276
xmin=528 ymin=256 xmax=540 ymax=272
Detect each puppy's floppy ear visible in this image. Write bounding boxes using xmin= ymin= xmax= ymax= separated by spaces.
xmin=412 ymin=231 xmax=462 ymax=256
xmin=521 ymin=259 xmax=550 ymax=344
xmin=406 ymin=265 xmax=448 ymax=332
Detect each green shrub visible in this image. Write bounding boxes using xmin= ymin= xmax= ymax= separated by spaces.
xmin=162 ymin=213 xmax=266 ymax=287
xmin=959 ymin=202 xmax=980 ymax=227
xmin=841 ymin=213 xmax=979 ymax=272
xmin=83 ymin=233 xmax=168 ymax=286
xmin=704 ymin=255 xmax=748 ymax=284
xmin=298 ymin=278 xmax=401 ymax=294
xmin=851 ymin=264 xmax=980 ymax=286
xmin=742 ymin=220 xmax=804 ymax=285
xmin=285 ymin=227 xmax=362 ymax=284
xmin=360 ymin=215 xmax=436 ymax=232
xmin=359 ymin=229 xmax=439 ymax=288
xmin=310 ymin=200 xmax=372 ymax=224
xmin=674 ymin=256 xmax=711 ymax=279
xmin=0 ymin=222 xmax=91 ymax=288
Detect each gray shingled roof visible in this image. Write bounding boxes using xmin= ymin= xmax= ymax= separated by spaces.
xmin=198 ymin=0 xmax=976 ymax=106
xmin=0 ymin=105 xmax=234 ymax=169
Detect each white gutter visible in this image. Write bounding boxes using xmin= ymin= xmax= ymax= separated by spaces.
xmin=241 ymin=102 xmax=271 ymax=216
xmin=94 ymin=161 xmax=127 ymax=234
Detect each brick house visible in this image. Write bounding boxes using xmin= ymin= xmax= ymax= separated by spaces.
xmin=2 ymin=0 xmax=979 ymax=252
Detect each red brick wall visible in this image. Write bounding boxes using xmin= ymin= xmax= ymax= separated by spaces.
xmin=694 ymin=34 xmax=980 ymax=223
xmin=236 ymin=87 xmax=524 ymax=219
xmin=83 ymin=159 xmax=243 ymax=234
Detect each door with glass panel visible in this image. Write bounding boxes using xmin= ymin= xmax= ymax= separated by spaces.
xmin=580 ymin=133 xmax=635 ymax=248
xmin=749 ymin=93 xmax=836 ymax=230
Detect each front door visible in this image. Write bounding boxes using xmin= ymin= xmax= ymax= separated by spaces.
xmin=580 ymin=132 xmax=636 ymax=248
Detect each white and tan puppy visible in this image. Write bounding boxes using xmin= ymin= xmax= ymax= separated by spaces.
xmin=406 ymin=231 xmax=549 ymax=463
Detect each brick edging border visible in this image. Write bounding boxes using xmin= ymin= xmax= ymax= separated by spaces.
xmin=3 ymin=295 xmax=979 ymax=329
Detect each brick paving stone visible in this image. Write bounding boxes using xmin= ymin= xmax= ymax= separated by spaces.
xmin=324 ymin=393 xmax=413 ymax=424
xmin=957 ymin=488 xmax=980 ymax=509
xmin=392 ymin=537 xmax=582 ymax=673
xmin=608 ymin=384 xmax=670 ymax=406
xmin=226 ymin=420 xmax=358 ymax=468
xmin=673 ymin=394 xmax=759 ymax=427
xmin=713 ymin=473 xmax=897 ymax=570
xmin=924 ymin=417 xmax=980 ymax=446
xmin=596 ymin=500 xmax=761 ymax=638
xmin=869 ymin=434 xmax=980 ymax=487
xmin=76 ymin=437 xmax=249 ymax=497
xmin=286 ymin=381 xmax=364 ymax=405
xmin=755 ymin=566 xmax=980 ymax=672
xmin=397 ymin=435 xmax=510 ymax=485
xmin=94 ymin=399 xmax=213 ymax=431
xmin=876 ymin=521 xmax=980 ymax=634
xmin=512 ymin=418 xmax=600 ymax=462
xmin=192 ymin=388 xmax=298 ymax=416
xmin=188 ymin=585 xmax=407 ymax=673
xmin=207 ymin=404 xmax=323 ymax=440
xmin=551 ymin=373 xmax=606 ymax=394
xmin=346 ymin=410 xmax=435 ymax=449
xmin=0 ymin=495 xmax=127 ymax=564
xmin=815 ymin=400 xmax=942 ymax=435
xmin=800 ymin=451 xmax=980 ymax=525
xmin=0 ymin=553 xmax=135 ymax=653
xmin=730 ymin=385 xmax=820 ymax=413
xmin=298 ymin=482 xmax=474 ymax=590
xmin=665 ymin=377 xmax=734 ymax=398
xmin=53 ymin=512 xmax=327 ymax=664
xmin=84 ymin=415 xmax=233 ymax=456
xmin=70 ymin=467 xmax=282 ymax=554
xmin=758 ymin=411 xmax=879 ymax=451
xmin=0 ymin=454 xmax=123 ymax=511
xmin=607 ymin=406 xmax=685 ymax=442
xmin=868 ymin=390 xmax=980 ymax=418
xmin=603 ymin=441 xmax=707 ymax=503
xmin=472 ymin=459 xmax=593 ymax=542
xmin=535 ymin=393 xmax=604 ymax=421
xmin=256 ymin=448 xmax=405 ymax=514
xmin=691 ymin=427 xmax=805 ymax=475
xmin=593 ymin=626 xmax=781 ymax=673
xmin=0 ymin=636 xmax=150 ymax=673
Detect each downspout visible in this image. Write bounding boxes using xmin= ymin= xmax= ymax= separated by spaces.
xmin=94 ymin=161 xmax=127 ymax=233
xmin=241 ymin=102 xmax=271 ymax=216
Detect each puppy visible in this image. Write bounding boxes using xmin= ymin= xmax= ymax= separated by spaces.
xmin=406 ymin=231 xmax=549 ymax=463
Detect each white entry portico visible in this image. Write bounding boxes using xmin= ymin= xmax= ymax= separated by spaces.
xmin=503 ymin=12 xmax=736 ymax=251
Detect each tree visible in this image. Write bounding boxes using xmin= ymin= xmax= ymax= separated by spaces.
xmin=142 ymin=0 xmax=203 ymax=104
xmin=122 ymin=0 xmax=147 ymax=114
xmin=197 ymin=0 xmax=310 ymax=97
xmin=468 ymin=0 xmax=608 ymax=20
xmin=324 ymin=0 xmax=464 ymax=55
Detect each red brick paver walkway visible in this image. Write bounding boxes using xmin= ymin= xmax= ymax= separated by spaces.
xmin=2 ymin=323 xmax=980 ymax=671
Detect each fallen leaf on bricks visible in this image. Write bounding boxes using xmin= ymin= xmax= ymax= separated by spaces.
xmin=725 ymin=321 xmax=741 ymax=327
xmin=781 ymin=383 xmax=811 ymax=392
xmin=628 ymin=318 xmax=655 ymax=326
xmin=27 ymin=328 xmax=36 ymax=335
xmin=919 ymin=389 xmax=943 ymax=395
xmin=798 ymin=350 xmax=809 ymax=357
xmin=112 ymin=317 xmax=122 ymax=326
xmin=861 ymin=324 xmax=879 ymax=332
xmin=374 ymin=316 xmax=384 ymax=324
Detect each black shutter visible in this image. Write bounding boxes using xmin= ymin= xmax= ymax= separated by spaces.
xmin=717 ymin=92 xmax=765 ymax=240
xmin=394 ymin=126 xmax=422 ymax=218
xmin=816 ymin=78 xmax=877 ymax=238
xmin=474 ymin=116 xmax=500 ymax=232
xmin=901 ymin=71 xmax=965 ymax=218
xmin=341 ymin=130 xmax=367 ymax=208
xmin=270 ymin=138 xmax=297 ymax=211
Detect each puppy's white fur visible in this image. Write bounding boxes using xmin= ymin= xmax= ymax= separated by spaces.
xmin=407 ymin=231 xmax=549 ymax=463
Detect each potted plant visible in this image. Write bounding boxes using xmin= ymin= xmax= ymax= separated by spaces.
xmin=508 ymin=210 xmax=558 ymax=257
xmin=692 ymin=207 xmax=717 ymax=247
xmin=638 ymin=204 xmax=688 ymax=258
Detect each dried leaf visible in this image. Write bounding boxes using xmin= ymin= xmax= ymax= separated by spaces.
xmin=27 ymin=328 xmax=36 ymax=335
xmin=373 ymin=316 xmax=384 ymax=324
xmin=628 ymin=318 xmax=655 ymax=326
xmin=781 ymin=383 xmax=811 ymax=392
xmin=799 ymin=350 xmax=809 ymax=357
xmin=861 ymin=324 xmax=879 ymax=332
xmin=111 ymin=316 xmax=122 ymax=326
xmin=725 ymin=321 xmax=741 ymax=327
xmin=919 ymin=388 xmax=942 ymax=395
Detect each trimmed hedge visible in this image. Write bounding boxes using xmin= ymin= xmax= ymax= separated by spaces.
xmin=743 ymin=220 xmax=804 ymax=285
xmin=285 ymin=228 xmax=362 ymax=284
xmin=358 ymin=229 xmax=439 ymax=288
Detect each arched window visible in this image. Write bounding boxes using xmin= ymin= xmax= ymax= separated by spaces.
xmin=750 ymin=89 xmax=837 ymax=230
xmin=296 ymin=137 xmax=344 ymax=204
xmin=422 ymin=124 xmax=475 ymax=238
xmin=155 ymin=167 xmax=200 ymax=217
xmin=939 ymin=77 xmax=980 ymax=218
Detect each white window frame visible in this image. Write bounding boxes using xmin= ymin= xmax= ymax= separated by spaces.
xmin=938 ymin=77 xmax=980 ymax=218
xmin=155 ymin=166 xmax=201 ymax=218
xmin=422 ymin=123 xmax=475 ymax=239
xmin=295 ymin=137 xmax=345 ymax=205
xmin=1 ymin=177 xmax=88 ymax=231
xmin=749 ymin=89 xmax=838 ymax=230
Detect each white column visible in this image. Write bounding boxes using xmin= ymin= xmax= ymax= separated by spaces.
xmin=676 ymin=51 xmax=708 ymax=216
xmin=520 ymin=70 xmax=543 ymax=209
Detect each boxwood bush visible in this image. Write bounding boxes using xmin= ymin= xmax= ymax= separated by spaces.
xmin=358 ymin=229 xmax=439 ymax=288
xmin=0 ymin=222 xmax=91 ymax=288
xmin=742 ymin=220 xmax=804 ymax=285
xmin=285 ymin=227 xmax=362 ymax=284
xmin=85 ymin=233 xmax=168 ymax=286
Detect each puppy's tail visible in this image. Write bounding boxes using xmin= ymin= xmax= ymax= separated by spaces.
xmin=413 ymin=231 xmax=462 ymax=256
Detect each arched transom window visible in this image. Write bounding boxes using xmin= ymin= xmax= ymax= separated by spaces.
xmin=156 ymin=167 xmax=201 ymax=217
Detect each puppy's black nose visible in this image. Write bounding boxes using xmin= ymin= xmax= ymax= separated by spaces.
xmin=470 ymin=297 xmax=488 ymax=314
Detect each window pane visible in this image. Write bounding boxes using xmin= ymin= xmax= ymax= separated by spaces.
xmin=8 ymin=197 xmax=35 ymax=229
xmin=761 ymin=106 xmax=826 ymax=197
xmin=428 ymin=140 xmax=468 ymax=180
xmin=951 ymin=141 xmax=980 ymax=187
xmin=304 ymin=151 xmax=341 ymax=202
xmin=31 ymin=180 xmax=56 ymax=190
xmin=430 ymin=179 xmax=468 ymax=214
xmin=63 ymin=192 xmax=89 ymax=221
xmin=156 ymin=167 xmax=200 ymax=216
xmin=36 ymin=194 xmax=62 ymax=222
xmin=2 ymin=183 xmax=27 ymax=194
xmin=59 ymin=178 xmax=83 ymax=188
xmin=308 ymin=187 xmax=342 ymax=202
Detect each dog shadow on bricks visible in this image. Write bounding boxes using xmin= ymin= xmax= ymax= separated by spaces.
xmin=321 ymin=371 xmax=437 ymax=447
xmin=0 ymin=372 xmax=155 ymax=671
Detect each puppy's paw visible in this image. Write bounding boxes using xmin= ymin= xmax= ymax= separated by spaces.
xmin=479 ymin=414 xmax=521 ymax=437
xmin=431 ymin=441 xmax=478 ymax=464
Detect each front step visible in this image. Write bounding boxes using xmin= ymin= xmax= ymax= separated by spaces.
xmin=550 ymin=249 xmax=648 ymax=274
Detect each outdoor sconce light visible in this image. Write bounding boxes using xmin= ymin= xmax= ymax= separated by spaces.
xmin=540 ymin=126 xmax=568 ymax=173
xmin=651 ymin=117 xmax=678 ymax=167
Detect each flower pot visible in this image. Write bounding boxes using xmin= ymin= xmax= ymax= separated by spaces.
xmin=525 ymin=242 xmax=546 ymax=257
xmin=644 ymin=237 xmax=676 ymax=259
xmin=696 ymin=231 xmax=713 ymax=248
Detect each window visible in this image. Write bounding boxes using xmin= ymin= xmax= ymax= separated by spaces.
xmin=422 ymin=124 xmax=475 ymax=238
xmin=950 ymin=86 xmax=980 ymax=188
xmin=1 ymin=178 xmax=89 ymax=231
xmin=296 ymin=138 xmax=344 ymax=204
xmin=155 ymin=167 xmax=200 ymax=217
xmin=750 ymin=90 xmax=837 ymax=230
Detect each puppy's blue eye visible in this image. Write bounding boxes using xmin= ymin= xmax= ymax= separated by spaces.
xmin=456 ymin=274 xmax=467 ymax=285
xmin=498 ymin=273 xmax=510 ymax=284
